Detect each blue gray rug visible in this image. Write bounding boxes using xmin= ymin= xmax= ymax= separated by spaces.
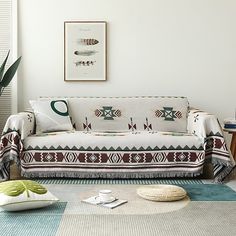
xmin=0 ymin=203 xmax=67 ymax=236
xmin=0 ymin=179 xmax=236 ymax=236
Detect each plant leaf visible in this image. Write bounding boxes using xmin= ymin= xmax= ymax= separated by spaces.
xmin=23 ymin=180 xmax=47 ymax=195
xmin=0 ymin=181 xmax=25 ymax=197
xmin=0 ymin=50 xmax=10 ymax=81
xmin=0 ymin=56 xmax=21 ymax=87
xmin=0 ymin=180 xmax=47 ymax=198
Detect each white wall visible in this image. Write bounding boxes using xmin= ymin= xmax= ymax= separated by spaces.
xmin=18 ymin=0 xmax=236 ymax=121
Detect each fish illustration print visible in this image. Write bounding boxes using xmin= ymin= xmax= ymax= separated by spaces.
xmin=74 ymin=50 xmax=97 ymax=56
xmin=78 ymin=38 xmax=99 ymax=45
xmin=75 ymin=61 xmax=96 ymax=66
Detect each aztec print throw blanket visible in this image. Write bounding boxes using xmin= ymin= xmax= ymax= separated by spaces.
xmin=0 ymin=109 xmax=235 ymax=182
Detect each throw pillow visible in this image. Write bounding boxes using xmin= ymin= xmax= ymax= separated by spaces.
xmin=0 ymin=180 xmax=59 ymax=211
xmin=30 ymin=99 xmax=73 ymax=133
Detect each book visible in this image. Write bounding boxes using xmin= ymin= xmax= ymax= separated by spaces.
xmin=82 ymin=196 xmax=128 ymax=209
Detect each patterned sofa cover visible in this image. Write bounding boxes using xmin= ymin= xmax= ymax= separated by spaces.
xmin=0 ymin=96 xmax=235 ymax=182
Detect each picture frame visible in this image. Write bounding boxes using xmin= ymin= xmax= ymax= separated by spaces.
xmin=64 ymin=21 xmax=107 ymax=81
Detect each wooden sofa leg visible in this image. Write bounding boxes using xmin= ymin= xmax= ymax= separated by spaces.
xmin=202 ymin=163 xmax=214 ymax=179
xmin=10 ymin=162 xmax=22 ymax=180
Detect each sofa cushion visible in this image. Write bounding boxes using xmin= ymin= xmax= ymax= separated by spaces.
xmin=24 ymin=131 xmax=203 ymax=151
xmin=30 ymin=99 xmax=73 ymax=133
xmin=22 ymin=131 xmax=204 ymax=176
xmin=58 ymin=96 xmax=189 ymax=133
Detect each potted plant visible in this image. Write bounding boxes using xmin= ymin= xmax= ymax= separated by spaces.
xmin=0 ymin=50 xmax=21 ymax=96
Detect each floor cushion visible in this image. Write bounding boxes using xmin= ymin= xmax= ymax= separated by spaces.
xmin=137 ymin=184 xmax=187 ymax=201
xmin=0 ymin=180 xmax=58 ymax=211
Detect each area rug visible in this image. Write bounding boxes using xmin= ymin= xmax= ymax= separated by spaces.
xmin=0 ymin=179 xmax=236 ymax=236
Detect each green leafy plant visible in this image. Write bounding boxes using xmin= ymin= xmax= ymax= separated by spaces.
xmin=0 ymin=50 xmax=21 ymax=96
xmin=0 ymin=180 xmax=47 ymax=198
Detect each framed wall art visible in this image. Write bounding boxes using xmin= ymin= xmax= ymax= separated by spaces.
xmin=64 ymin=21 xmax=107 ymax=81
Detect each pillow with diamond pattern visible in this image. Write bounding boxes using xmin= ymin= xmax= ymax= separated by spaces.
xmin=30 ymin=99 xmax=73 ymax=133
xmin=0 ymin=180 xmax=59 ymax=211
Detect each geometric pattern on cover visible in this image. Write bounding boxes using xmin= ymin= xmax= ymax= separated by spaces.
xmin=83 ymin=117 xmax=92 ymax=132
xmin=62 ymin=96 xmax=189 ymax=132
xmin=20 ymin=148 xmax=205 ymax=179
xmin=128 ymin=118 xmax=137 ymax=131
xmin=21 ymin=150 xmax=204 ymax=164
xmin=187 ymin=108 xmax=235 ymax=182
xmin=0 ymin=111 xmax=35 ymax=181
xmin=95 ymin=106 xmax=121 ymax=120
xmin=0 ymin=100 xmax=235 ymax=182
xmin=144 ymin=118 xmax=152 ymax=131
xmin=0 ymin=117 xmax=234 ymax=182
xmin=1 ymin=130 xmax=207 ymax=180
xmin=155 ymin=107 xmax=182 ymax=121
xmin=0 ymin=130 xmax=23 ymax=180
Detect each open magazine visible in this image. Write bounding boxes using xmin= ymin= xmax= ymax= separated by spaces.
xmin=82 ymin=196 xmax=128 ymax=209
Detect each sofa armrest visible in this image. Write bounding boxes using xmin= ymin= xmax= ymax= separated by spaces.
xmin=187 ymin=108 xmax=223 ymax=138
xmin=0 ymin=112 xmax=35 ymax=181
xmin=2 ymin=111 xmax=35 ymax=139
xmin=187 ymin=108 xmax=235 ymax=182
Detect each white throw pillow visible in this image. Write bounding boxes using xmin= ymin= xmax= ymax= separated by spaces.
xmin=0 ymin=180 xmax=59 ymax=211
xmin=30 ymin=99 xmax=73 ymax=133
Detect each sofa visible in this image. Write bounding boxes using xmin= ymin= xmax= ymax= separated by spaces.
xmin=0 ymin=96 xmax=234 ymax=182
